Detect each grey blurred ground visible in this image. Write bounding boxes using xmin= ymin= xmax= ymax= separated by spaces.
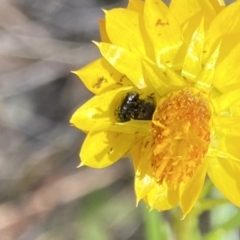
xmin=0 ymin=1 xmax=145 ymax=239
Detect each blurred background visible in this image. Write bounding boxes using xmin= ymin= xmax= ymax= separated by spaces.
xmin=0 ymin=0 xmax=239 ymax=240
xmin=0 ymin=0 xmax=145 ymax=239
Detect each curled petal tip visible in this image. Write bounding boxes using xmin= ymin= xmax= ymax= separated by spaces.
xmin=77 ymin=162 xmax=84 ymax=168
xmin=180 ymin=214 xmax=186 ymax=220
xmin=71 ymin=70 xmax=77 ymax=75
xmin=92 ymin=41 xmax=99 ymax=47
xmin=218 ymin=0 xmax=225 ymax=6
xmin=102 ymin=8 xmax=108 ymax=14
xmin=149 ymin=207 xmax=154 ymax=212
xmin=136 ymin=198 xmax=141 ymax=207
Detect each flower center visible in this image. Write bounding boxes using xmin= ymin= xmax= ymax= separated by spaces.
xmin=151 ymin=88 xmax=211 ymax=187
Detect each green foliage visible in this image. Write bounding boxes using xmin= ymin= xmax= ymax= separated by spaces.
xmin=142 ymin=205 xmax=172 ymax=240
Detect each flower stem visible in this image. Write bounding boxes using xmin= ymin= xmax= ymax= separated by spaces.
xmin=172 ymin=210 xmax=201 ymax=240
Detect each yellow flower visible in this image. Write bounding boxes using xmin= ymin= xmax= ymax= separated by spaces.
xmin=70 ymin=0 xmax=240 ymax=217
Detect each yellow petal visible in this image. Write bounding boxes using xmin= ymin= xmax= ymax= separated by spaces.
xmin=180 ymin=158 xmax=208 ymax=218
xmin=213 ymin=116 xmax=240 ymax=137
xmin=135 ymin=137 xmax=155 ymax=202
xmin=110 ymin=120 xmax=151 ymax=136
xmin=73 ymin=58 xmax=132 ymax=94
xmin=213 ymin=42 xmax=240 ymax=93
xmin=170 ymin=0 xmax=216 ymax=26
xmin=99 ymin=19 xmax=111 ymax=43
xmin=209 ymin=0 xmax=226 ymax=13
xmin=207 ymin=148 xmax=240 ymax=163
xmin=207 ymin=155 xmax=240 ymax=207
xmin=142 ymin=60 xmax=170 ymax=95
xmin=207 ymin=1 xmax=240 ymax=39
xmin=70 ymin=86 xmax=132 ymax=132
xmin=127 ymin=0 xmax=144 ymax=13
xmin=170 ymin=0 xmax=200 ymax=26
xmin=144 ymin=0 xmax=183 ymax=68
xmin=204 ymin=1 xmax=240 ymax=63
xmin=131 ymin=136 xmax=145 ymax=170
xmin=144 ymin=182 xmax=179 ymax=211
xmin=182 ymin=18 xmax=204 ymax=81
xmin=196 ymin=42 xmax=221 ymax=92
xmin=222 ymin=136 xmax=240 ymax=162
xmin=134 ymin=136 xmax=179 ymax=210
xmin=105 ymin=9 xmax=146 ymax=56
xmin=95 ymin=42 xmax=146 ymax=89
xmin=142 ymin=60 xmax=185 ymax=97
xmin=80 ymin=131 xmax=135 ymax=168
xmin=164 ymin=67 xmax=186 ymax=87
xmin=211 ymin=89 xmax=240 ymax=114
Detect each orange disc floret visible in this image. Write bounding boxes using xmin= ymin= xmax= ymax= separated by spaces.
xmin=151 ymin=88 xmax=211 ymax=187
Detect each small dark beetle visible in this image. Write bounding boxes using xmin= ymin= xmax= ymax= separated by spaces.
xmin=117 ymin=92 xmax=156 ymax=122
